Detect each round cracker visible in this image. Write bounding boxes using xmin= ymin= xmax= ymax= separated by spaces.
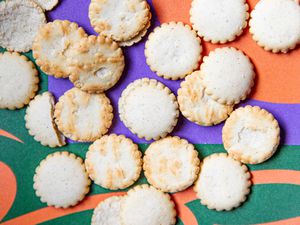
xmin=92 ymin=196 xmax=123 ymax=225
xmin=190 ymin=0 xmax=249 ymax=43
xmin=118 ymin=78 xmax=179 ymax=141
xmin=33 ymin=0 xmax=59 ymax=11
xmin=68 ymin=35 xmax=125 ymax=93
xmin=25 ymin=92 xmax=65 ymax=147
xmin=32 ymin=20 xmax=87 ymax=78
xmin=249 ymin=0 xmax=300 ymax=53
xmin=194 ymin=153 xmax=251 ymax=211
xmin=0 ymin=52 xmax=39 ymax=110
xmin=89 ymin=0 xmax=150 ymax=42
xmin=121 ymin=185 xmax=177 ymax=225
xmin=143 ymin=136 xmax=200 ymax=193
xmin=85 ymin=134 xmax=142 ymax=190
xmin=54 ymin=87 xmax=113 ymax=142
xmin=178 ymin=71 xmax=234 ymax=126
xmin=0 ymin=0 xmax=46 ymax=52
xmin=222 ymin=105 xmax=280 ymax=164
xmin=145 ymin=22 xmax=202 ymax=80
xmin=200 ymin=47 xmax=255 ymax=105
xmin=33 ymin=151 xmax=91 ymax=208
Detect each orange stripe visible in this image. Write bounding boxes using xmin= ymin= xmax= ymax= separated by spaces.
xmin=0 ymin=129 xmax=23 ymax=143
xmin=0 ymin=162 xmax=17 ymax=221
xmin=252 ymin=170 xmax=300 ymax=186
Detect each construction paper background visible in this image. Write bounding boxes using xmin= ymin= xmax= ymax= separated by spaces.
xmin=1 ymin=0 xmax=300 ymax=225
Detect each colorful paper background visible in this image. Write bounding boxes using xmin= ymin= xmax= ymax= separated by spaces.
xmin=1 ymin=0 xmax=300 ymax=224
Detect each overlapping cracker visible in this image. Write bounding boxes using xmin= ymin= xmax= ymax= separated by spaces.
xmin=33 ymin=0 xmax=59 ymax=11
xmin=200 ymin=47 xmax=255 ymax=105
xmin=54 ymin=88 xmax=113 ymax=142
xmin=178 ymin=71 xmax=234 ymax=126
xmin=68 ymin=35 xmax=125 ymax=93
xmin=118 ymin=78 xmax=179 ymax=141
xmin=33 ymin=151 xmax=91 ymax=208
xmin=25 ymin=92 xmax=65 ymax=147
xmin=89 ymin=0 xmax=150 ymax=42
xmin=222 ymin=105 xmax=280 ymax=164
xmin=0 ymin=52 xmax=39 ymax=110
xmin=32 ymin=20 xmax=87 ymax=78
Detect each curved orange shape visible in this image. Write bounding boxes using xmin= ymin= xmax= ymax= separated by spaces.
xmin=0 ymin=129 xmax=23 ymax=143
xmin=0 ymin=162 xmax=17 ymax=221
xmin=152 ymin=0 xmax=300 ymax=104
xmin=173 ymin=188 xmax=198 ymax=225
xmin=0 ymin=193 xmax=125 ymax=225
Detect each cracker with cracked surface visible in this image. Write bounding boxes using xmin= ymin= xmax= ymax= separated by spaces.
xmin=89 ymin=0 xmax=150 ymax=42
xmin=143 ymin=136 xmax=200 ymax=193
xmin=85 ymin=134 xmax=142 ymax=190
xmin=33 ymin=0 xmax=59 ymax=11
xmin=118 ymin=78 xmax=179 ymax=141
xmin=68 ymin=35 xmax=125 ymax=93
xmin=222 ymin=105 xmax=280 ymax=164
xmin=200 ymin=47 xmax=255 ymax=105
xmin=190 ymin=0 xmax=249 ymax=43
xmin=32 ymin=20 xmax=87 ymax=78
xmin=33 ymin=151 xmax=91 ymax=208
xmin=0 ymin=52 xmax=39 ymax=110
xmin=178 ymin=71 xmax=234 ymax=126
xmin=145 ymin=22 xmax=202 ymax=80
xmin=0 ymin=0 xmax=46 ymax=52
xmin=121 ymin=185 xmax=176 ymax=225
xmin=249 ymin=0 xmax=300 ymax=53
xmin=92 ymin=196 xmax=123 ymax=225
xmin=25 ymin=92 xmax=65 ymax=148
xmin=194 ymin=153 xmax=251 ymax=211
xmin=54 ymin=87 xmax=113 ymax=142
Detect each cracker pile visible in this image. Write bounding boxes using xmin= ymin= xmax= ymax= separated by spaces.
xmin=2 ymin=0 xmax=298 ymax=223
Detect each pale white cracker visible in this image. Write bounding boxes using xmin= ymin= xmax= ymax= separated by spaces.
xmin=143 ymin=136 xmax=200 ymax=193
xmin=145 ymin=22 xmax=202 ymax=80
xmin=33 ymin=151 xmax=91 ymax=208
xmin=0 ymin=52 xmax=39 ymax=110
xmin=194 ymin=153 xmax=251 ymax=211
xmin=200 ymin=47 xmax=255 ymax=105
xmin=178 ymin=71 xmax=234 ymax=126
xmin=33 ymin=0 xmax=59 ymax=11
xmin=118 ymin=78 xmax=179 ymax=141
xmin=68 ymin=35 xmax=125 ymax=93
xmin=0 ymin=0 xmax=46 ymax=52
xmin=89 ymin=0 xmax=150 ymax=42
xmin=92 ymin=196 xmax=123 ymax=225
xmin=249 ymin=0 xmax=300 ymax=53
xmin=32 ymin=20 xmax=87 ymax=78
xmin=25 ymin=92 xmax=65 ymax=148
xmin=85 ymin=134 xmax=142 ymax=190
xmin=54 ymin=87 xmax=113 ymax=142
xmin=121 ymin=185 xmax=176 ymax=225
xmin=190 ymin=0 xmax=249 ymax=43
xmin=222 ymin=106 xmax=280 ymax=164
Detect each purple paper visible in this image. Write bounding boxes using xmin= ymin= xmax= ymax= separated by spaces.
xmin=47 ymin=0 xmax=300 ymax=145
